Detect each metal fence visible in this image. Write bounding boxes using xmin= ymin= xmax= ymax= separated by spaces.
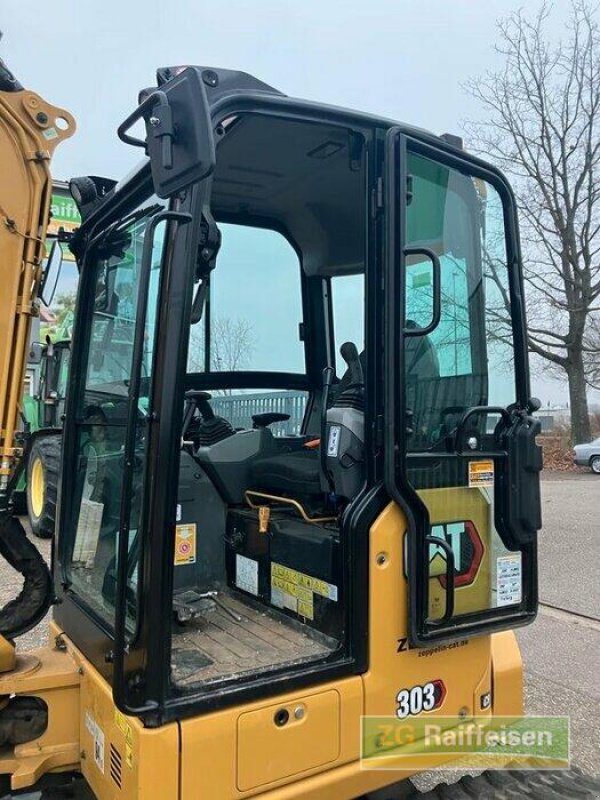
xmin=211 ymin=390 xmax=557 ymax=437
xmin=211 ymin=390 xmax=308 ymax=435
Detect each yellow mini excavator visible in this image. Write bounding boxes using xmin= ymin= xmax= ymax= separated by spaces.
xmin=1 ymin=48 xmax=599 ymax=800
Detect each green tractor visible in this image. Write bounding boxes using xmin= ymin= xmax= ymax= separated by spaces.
xmin=18 ymin=337 xmax=70 ymax=538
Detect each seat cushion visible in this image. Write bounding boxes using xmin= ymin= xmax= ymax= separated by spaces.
xmin=249 ymin=449 xmax=322 ymax=497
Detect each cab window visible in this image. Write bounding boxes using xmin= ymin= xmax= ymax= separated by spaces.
xmin=188 ymin=224 xmax=305 ymax=375
xmin=64 ymin=198 xmax=166 ymax=630
xmin=404 ymin=153 xmax=517 ymax=451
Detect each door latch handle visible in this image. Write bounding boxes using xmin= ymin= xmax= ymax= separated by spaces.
xmin=425 ymin=534 xmax=455 ymax=625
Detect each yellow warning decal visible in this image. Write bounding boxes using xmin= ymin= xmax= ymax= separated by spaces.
xmin=114 ymin=709 xmax=134 ymax=768
xmin=271 ymin=563 xmax=336 ymax=599
xmin=175 ymin=523 xmax=197 ymax=565
xmin=271 ymin=563 xmax=338 ymax=622
xmin=297 ymin=599 xmax=314 ymax=619
xmin=272 ymin=576 xmax=312 ymax=602
xmin=114 ymin=710 xmax=133 ymax=743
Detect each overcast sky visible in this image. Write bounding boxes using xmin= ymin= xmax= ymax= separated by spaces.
xmin=4 ymin=0 xmax=593 ymax=407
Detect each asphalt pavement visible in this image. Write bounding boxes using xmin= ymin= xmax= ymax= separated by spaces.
xmin=517 ymin=472 xmax=600 ymax=778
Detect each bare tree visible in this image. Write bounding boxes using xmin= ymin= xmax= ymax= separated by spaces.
xmin=212 ymin=317 xmax=254 ymax=375
xmin=584 ymin=313 xmax=600 ymax=389
xmin=464 ymin=1 xmax=600 ymax=444
xmin=188 ymin=316 xmax=255 ymax=394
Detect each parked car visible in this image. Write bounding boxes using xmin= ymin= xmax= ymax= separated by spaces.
xmin=574 ymin=437 xmax=600 ymax=474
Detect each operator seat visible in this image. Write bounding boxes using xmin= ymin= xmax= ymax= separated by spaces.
xmin=247 ymin=331 xmax=439 ymax=505
xmin=249 ymin=448 xmax=323 ymax=503
xmin=248 ymin=345 xmax=366 ymax=507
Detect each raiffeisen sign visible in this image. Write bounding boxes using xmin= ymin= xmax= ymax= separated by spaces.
xmin=47 ymin=181 xmax=81 ymax=260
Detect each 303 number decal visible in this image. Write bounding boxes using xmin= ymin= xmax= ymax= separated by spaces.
xmin=395 ymin=680 xmax=446 ymax=719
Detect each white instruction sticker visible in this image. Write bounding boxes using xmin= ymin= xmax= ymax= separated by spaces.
xmin=236 ymin=554 xmax=259 ymax=596
xmin=85 ymin=710 xmax=105 ymax=773
xmin=74 ymin=499 xmax=103 ymax=568
xmin=327 ymin=425 xmax=341 ymax=457
xmin=94 ymin=723 xmax=105 ymax=773
xmin=271 ymin=586 xmax=298 ymax=613
xmin=497 ymin=554 xmax=522 ymax=607
xmin=85 ymin=710 xmax=96 ymax=738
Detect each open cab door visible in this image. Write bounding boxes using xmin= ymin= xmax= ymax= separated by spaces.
xmin=57 ymin=67 xmax=215 ymax=717
xmin=384 ymin=130 xmax=542 ymax=646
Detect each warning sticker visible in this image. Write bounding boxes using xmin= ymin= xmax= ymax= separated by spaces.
xmin=327 ymin=425 xmax=341 ymax=457
xmin=497 ymin=554 xmax=522 ymax=606
xmin=114 ymin=710 xmax=135 ymax=766
xmin=85 ymin=710 xmax=95 ymax=738
xmin=236 ymin=555 xmax=259 ymax=596
xmin=271 ymin=562 xmax=338 ymax=621
xmin=114 ymin=709 xmax=133 ymax=744
xmin=174 ymin=524 xmax=197 ymax=565
xmin=85 ymin=710 xmax=105 ymax=773
xmin=74 ymin=499 xmax=103 ymax=567
xmin=468 ymin=459 xmax=494 ymax=488
xmin=94 ymin=724 xmax=105 ymax=773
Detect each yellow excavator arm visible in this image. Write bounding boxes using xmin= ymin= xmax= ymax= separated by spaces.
xmin=0 ymin=52 xmax=74 ymax=642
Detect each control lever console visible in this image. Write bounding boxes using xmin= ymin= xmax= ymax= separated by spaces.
xmin=322 ymin=343 xmax=365 ymax=500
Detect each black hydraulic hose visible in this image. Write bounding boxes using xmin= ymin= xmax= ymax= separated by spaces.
xmin=0 ymin=510 xmax=53 ymax=639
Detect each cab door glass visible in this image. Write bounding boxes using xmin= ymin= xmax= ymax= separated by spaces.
xmin=405 ymin=155 xmax=517 ymax=451
xmin=404 ymin=152 xmax=526 ymax=624
xmin=331 ymin=273 xmax=365 ymax=377
xmin=64 ymin=199 xmax=166 ymax=631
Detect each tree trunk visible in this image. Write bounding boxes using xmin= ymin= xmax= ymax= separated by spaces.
xmin=566 ymin=352 xmax=592 ymax=445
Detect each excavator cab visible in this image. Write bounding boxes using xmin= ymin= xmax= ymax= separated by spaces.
xmin=56 ymin=66 xmax=540 ymax=720
xmin=0 ymin=64 xmax=547 ymax=797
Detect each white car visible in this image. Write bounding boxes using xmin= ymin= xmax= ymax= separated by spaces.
xmin=573 ymin=437 xmax=600 ymax=474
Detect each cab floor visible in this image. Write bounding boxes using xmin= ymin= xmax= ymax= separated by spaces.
xmin=171 ymin=590 xmax=336 ymax=688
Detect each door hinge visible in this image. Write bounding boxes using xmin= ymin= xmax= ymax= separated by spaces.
xmin=371 ymin=176 xmax=384 ymax=217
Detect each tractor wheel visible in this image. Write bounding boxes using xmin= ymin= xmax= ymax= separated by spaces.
xmin=26 ymin=435 xmax=61 ymax=539
xmin=590 ymin=455 xmax=600 ymax=474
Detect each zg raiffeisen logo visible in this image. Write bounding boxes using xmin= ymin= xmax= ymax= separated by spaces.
xmin=360 ymin=716 xmax=570 ymax=771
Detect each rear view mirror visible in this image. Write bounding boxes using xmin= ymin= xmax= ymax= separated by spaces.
xmin=40 ymin=240 xmax=64 ymax=307
xmin=117 ymin=67 xmax=215 ymax=199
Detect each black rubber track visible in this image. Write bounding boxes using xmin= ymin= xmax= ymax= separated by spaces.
xmin=26 ymin=434 xmax=61 ymax=539
xmin=410 ymin=767 xmax=600 ymax=798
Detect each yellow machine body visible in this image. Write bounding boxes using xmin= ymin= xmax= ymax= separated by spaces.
xmin=0 ymin=63 xmax=528 ymax=800
xmin=1 ymin=500 xmax=522 ymax=799
xmin=0 ymin=84 xmax=74 ymax=487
